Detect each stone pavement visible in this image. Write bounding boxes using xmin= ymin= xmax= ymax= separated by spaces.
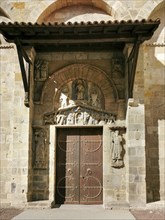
xmin=12 ymin=205 xmax=136 ymax=220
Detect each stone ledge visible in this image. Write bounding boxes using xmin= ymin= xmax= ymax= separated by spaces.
xmin=25 ymin=200 xmax=52 ymax=209
xmin=104 ymin=202 xmax=130 ymax=210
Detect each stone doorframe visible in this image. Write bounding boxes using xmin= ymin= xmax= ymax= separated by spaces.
xmin=48 ymin=125 xmax=127 ymax=207
xmin=48 ymin=99 xmax=146 ymax=208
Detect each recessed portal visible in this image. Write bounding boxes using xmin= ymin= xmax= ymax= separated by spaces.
xmin=55 ymin=127 xmax=103 ymax=204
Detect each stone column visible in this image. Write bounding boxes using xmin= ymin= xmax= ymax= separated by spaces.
xmin=103 ymin=125 xmax=127 ymax=209
xmin=49 ymin=125 xmax=55 ymax=207
xmin=158 ymin=120 xmax=165 ymax=201
xmin=103 ymin=125 xmax=112 ymax=207
xmin=126 ymin=99 xmax=146 ymax=207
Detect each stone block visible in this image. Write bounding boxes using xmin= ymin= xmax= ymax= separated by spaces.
xmin=12 ymin=2 xmax=25 ymax=9
xmin=110 ymin=175 xmax=124 ymax=189
xmin=33 ymin=176 xmax=43 ymax=182
xmin=136 ymin=147 xmax=145 ymax=157
xmin=103 ymin=189 xmax=115 ymax=202
xmin=128 ymin=147 xmax=136 ymax=156
xmin=129 ymin=167 xmax=138 ymax=174
xmin=0 ymin=193 xmax=7 ymax=199
xmin=137 ymin=167 xmax=145 ymax=175
xmin=76 ymin=52 xmax=88 ymax=60
xmin=129 ymin=157 xmax=145 ymax=167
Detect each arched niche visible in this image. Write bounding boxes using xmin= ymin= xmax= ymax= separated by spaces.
xmin=41 ymin=64 xmax=118 ymax=114
xmin=37 ymin=0 xmax=115 ymax=24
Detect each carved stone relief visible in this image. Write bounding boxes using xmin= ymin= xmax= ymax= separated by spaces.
xmin=44 ymin=78 xmax=117 ymax=126
xmin=109 ymin=128 xmax=125 ymax=168
xmin=33 ymin=127 xmax=48 ymax=169
xmin=111 ymin=58 xmax=124 ymax=78
xmin=56 ymin=78 xmax=104 ymax=111
xmin=44 ymin=105 xmax=116 ymax=126
xmin=72 ymin=79 xmax=87 ymax=101
xmin=34 ymin=59 xmax=48 ymax=80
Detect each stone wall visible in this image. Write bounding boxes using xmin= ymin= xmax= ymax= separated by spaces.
xmin=0 ymin=44 xmax=29 ymax=207
xmin=0 ymin=0 xmax=164 ymax=208
xmin=143 ymin=45 xmax=165 ymax=202
xmin=158 ymin=120 xmax=165 ymax=201
xmin=30 ymin=50 xmax=126 ymax=202
xmin=126 ymin=99 xmax=146 ymax=207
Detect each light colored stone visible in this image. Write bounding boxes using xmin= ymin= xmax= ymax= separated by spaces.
xmin=0 ymin=0 xmax=164 ymax=209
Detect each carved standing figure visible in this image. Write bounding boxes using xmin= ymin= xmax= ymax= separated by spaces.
xmin=111 ymin=130 xmax=124 ymax=168
xmin=76 ymin=80 xmax=85 ymax=100
xmin=34 ymin=129 xmax=46 ymax=168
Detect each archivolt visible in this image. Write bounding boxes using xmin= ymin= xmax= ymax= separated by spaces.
xmin=37 ymin=0 xmax=114 ymax=23
xmin=41 ymin=64 xmax=118 ymax=111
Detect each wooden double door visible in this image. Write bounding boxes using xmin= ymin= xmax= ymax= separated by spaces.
xmin=56 ymin=128 xmax=103 ymax=204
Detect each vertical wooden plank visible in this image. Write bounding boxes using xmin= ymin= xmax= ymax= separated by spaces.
xmin=80 ymin=128 xmax=103 ymax=204
xmin=55 ymin=128 xmax=79 ymax=204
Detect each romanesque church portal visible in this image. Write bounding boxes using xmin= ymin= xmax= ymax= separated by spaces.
xmin=0 ymin=0 xmax=164 ymax=209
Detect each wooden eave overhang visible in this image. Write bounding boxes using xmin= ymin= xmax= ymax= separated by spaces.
xmin=0 ymin=19 xmax=160 ymax=52
xmin=0 ymin=19 xmax=160 ymax=107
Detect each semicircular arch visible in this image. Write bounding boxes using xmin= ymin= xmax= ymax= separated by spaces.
xmin=41 ymin=64 xmax=118 ymax=113
xmin=37 ymin=0 xmax=115 ymax=24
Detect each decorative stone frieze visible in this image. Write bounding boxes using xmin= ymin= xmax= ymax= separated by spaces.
xmin=44 ymin=105 xmax=116 ymax=126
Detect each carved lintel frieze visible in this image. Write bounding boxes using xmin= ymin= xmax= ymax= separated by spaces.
xmin=43 ymin=105 xmax=116 ymax=126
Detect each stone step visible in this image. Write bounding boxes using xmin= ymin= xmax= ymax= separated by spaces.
xmin=26 ymin=201 xmax=52 ymax=209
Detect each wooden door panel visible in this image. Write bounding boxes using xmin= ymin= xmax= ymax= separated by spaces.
xmin=80 ymin=128 xmax=103 ymax=204
xmin=56 ymin=129 xmax=79 ymax=204
xmin=56 ymin=128 xmax=102 ymax=204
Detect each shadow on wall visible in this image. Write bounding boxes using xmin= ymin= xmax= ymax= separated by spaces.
xmin=144 ymin=42 xmax=165 ymax=203
xmin=145 ymin=1 xmax=165 ymax=202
